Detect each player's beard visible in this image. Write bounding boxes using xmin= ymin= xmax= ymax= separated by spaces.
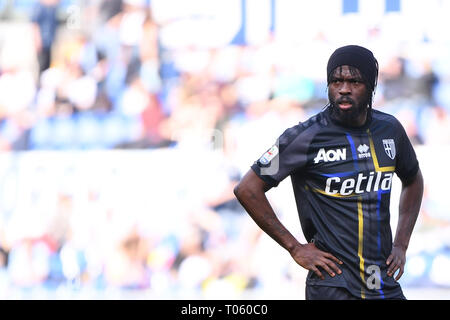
xmin=328 ymin=93 xmax=371 ymax=127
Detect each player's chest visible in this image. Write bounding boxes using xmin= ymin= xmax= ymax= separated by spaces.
xmin=306 ymin=129 xmax=397 ymax=174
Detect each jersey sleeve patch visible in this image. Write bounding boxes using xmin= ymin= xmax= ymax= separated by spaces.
xmin=258 ymin=145 xmax=279 ymax=166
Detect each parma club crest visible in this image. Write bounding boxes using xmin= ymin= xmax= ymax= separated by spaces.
xmin=382 ymin=139 xmax=396 ymax=160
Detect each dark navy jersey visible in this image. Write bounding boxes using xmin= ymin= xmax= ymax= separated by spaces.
xmin=251 ymin=106 xmax=419 ymax=299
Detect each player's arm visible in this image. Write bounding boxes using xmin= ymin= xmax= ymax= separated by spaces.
xmin=387 ymin=168 xmax=424 ymax=280
xmin=234 ymin=169 xmax=343 ymax=280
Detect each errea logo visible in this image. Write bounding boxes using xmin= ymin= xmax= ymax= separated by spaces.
xmin=314 ymin=148 xmax=346 ymax=164
xmin=357 ymin=144 xmax=371 ymax=159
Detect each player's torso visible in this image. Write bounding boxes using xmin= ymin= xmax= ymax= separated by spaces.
xmin=291 ymin=111 xmax=405 ymax=299
xmin=303 ymin=121 xmax=398 ymax=199
xmin=291 ymin=114 xmax=401 ymax=261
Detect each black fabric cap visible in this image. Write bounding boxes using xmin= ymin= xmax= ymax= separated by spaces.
xmin=327 ymin=45 xmax=378 ymax=90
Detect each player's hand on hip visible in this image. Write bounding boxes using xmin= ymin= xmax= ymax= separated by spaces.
xmin=386 ymin=245 xmax=406 ymax=281
xmin=290 ymin=243 xmax=343 ymax=280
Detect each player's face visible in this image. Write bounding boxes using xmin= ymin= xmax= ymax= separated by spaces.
xmin=328 ymin=65 xmax=371 ymax=127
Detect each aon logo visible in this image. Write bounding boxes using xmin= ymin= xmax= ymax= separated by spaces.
xmin=314 ymin=148 xmax=346 ymax=164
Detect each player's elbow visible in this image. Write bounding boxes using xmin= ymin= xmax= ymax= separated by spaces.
xmin=234 ymin=170 xmax=269 ymax=202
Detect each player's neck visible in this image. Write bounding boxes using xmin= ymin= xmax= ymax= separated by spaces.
xmin=328 ymin=106 xmax=370 ymax=128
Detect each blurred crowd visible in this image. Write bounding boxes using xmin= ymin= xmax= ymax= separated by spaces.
xmin=1 ymin=0 xmax=450 ymax=152
xmin=0 ymin=0 xmax=450 ymax=298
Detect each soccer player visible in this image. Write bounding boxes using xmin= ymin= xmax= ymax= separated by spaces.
xmin=234 ymin=45 xmax=424 ymax=300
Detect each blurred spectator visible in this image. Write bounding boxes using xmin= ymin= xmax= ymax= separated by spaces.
xmin=0 ymin=245 xmax=8 ymax=294
xmin=31 ymin=0 xmax=60 ymax=75
xmin=140 ymin=94 xmax=168 ymax=147
xmin=421 ymin=106 xmax=450 ymax=146
xmin=7 ymin=238 xmax=51 ymax=288
xmin=380 ymin=56 xmax=416 ymax=102
xmin=98 ymin=0 xmax=123 ymax=25
xmin=416 ymin=60 xmax=439 ymax=105
xmin=104 ymin=226 xmax=150 ymax=289
xmin=0 ymin=55 xmax=36 ymax=150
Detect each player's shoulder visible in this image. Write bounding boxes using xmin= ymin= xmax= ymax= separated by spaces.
xmin=371 ymin=108 xmax=402 ymax=127
xmin=278 ymin=110 xmax=325 ymax=145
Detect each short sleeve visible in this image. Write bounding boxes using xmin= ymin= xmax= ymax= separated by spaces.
xmin=394 ymin=121 xmax=419 ymax=184
xmin=251 ymin=123 xmax=315 ymax=187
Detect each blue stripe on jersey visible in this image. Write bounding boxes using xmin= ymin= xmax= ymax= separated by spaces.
xmin=345 ymin=133 xmax=359 ymax=170
xmin=376 ymin=189 xmax=387 ymax=299
xmin=320 ymin=171 xmax=356 ymax=178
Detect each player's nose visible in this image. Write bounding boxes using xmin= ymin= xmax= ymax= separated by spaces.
xmin=338 ymin=81 xmax=351 ymax=94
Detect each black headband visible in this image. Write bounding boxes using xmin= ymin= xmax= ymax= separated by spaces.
xmin=327 ymin=45 xmax=378 ymax=91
